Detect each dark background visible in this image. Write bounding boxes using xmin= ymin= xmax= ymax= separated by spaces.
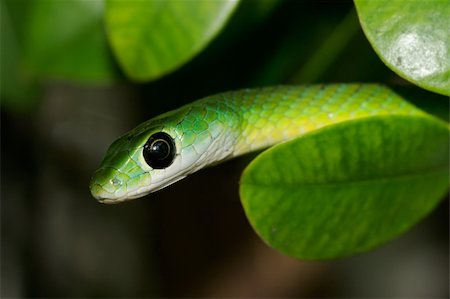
xmin=2 ymin=0 xmax=449 ymax=297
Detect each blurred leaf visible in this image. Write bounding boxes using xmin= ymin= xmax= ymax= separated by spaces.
xmin=355 ymin=0 xmax=450 ymax=95
xmin=290 ymin=8 xmax=359 ymax=83
xmin=252 ymin=2 xmax=366 ymax=85
xmin=105 ymin=0 xmax=238 ymax=81
xmin=240 ymin=114 xmax=449 ymax=259
xmin=23 ymin=0 xmax=117 ymax=83
xmin=0 ymin=0 xmax=37 ymax=112
xmin=240 ymin=0 xmax=281 ymax=25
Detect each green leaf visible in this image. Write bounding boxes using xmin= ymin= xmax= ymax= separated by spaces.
xmin=240 ymin=115 xmax=449 ymax=259
xmin=105 ymin=0 xmax=239 ymax=81
xmin=354 ymin=0 xmax=450 ymax=96
xmin=1 ymin=0 xmax=37 ymax=112
xmin=23 ymin=0 xmax=117 ymax=83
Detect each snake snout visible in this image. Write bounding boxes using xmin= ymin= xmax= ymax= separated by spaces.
xmin=89 ymin=167 xmax=129 ymax=202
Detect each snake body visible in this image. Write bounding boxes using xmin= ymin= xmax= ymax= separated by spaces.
xmin=90 ymin=84 xmax=422 ymax=203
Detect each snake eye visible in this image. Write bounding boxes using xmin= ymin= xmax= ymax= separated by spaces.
xmin=143 ymin=132 xmax=176 ymax=169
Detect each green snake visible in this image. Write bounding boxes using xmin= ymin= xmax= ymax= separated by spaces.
xmin=90 ymin=84 xmax=423 ymax=203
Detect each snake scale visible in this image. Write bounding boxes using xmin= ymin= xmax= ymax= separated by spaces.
xmin=90 ymin=84 xmax=422 ymax=203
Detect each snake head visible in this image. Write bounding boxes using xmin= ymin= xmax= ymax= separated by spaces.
xmin=89 ymin=129 xmax=154 ymax=203
xmin=89 ymin=103 xmax=233 ymax=203
xmin=89 ymin=110 xmax=184 ymax=203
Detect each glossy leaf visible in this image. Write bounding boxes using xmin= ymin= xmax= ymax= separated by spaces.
xmin=354 ymin=0 xmax=450 ymax=95
xmin=240 ymin=115 xmax=449 ymax=259
xmin=23 ymin=0 xmax=116 ymax=83
xmin=105 ymin=0 xmax=238 ymax=81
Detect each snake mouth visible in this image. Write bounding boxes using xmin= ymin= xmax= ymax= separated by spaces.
xmin=97 ymin=197 xmax=119 ymax=204
xmin=89 ymin=184 xmax=116 ymax=203
xmin=91 ymin=185 xmax=135 ymax=203
xmin=92 ymin=183 xmax=154 ymax=203
xmin=90 ymin=182 xmax=136 ymax=204
xmin=97 ymin=196 xmax=132 ymax=204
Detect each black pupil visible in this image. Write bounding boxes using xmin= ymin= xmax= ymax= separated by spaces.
xmin=150 ymin=140 xmax=170 ymax=160
xmin=143 ymin=132 xmax=175 ymax=169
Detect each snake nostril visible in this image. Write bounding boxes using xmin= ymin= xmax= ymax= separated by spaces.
xmin=110 ymin=178 xmax=122 ymax=186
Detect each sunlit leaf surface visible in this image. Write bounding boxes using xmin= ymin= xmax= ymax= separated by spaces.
xmin=355 ymin=0 xmax=450 ymax=95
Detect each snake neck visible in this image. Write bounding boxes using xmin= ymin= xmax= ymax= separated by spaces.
xmin=217 ymin=84 xmax=423 ymax=157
